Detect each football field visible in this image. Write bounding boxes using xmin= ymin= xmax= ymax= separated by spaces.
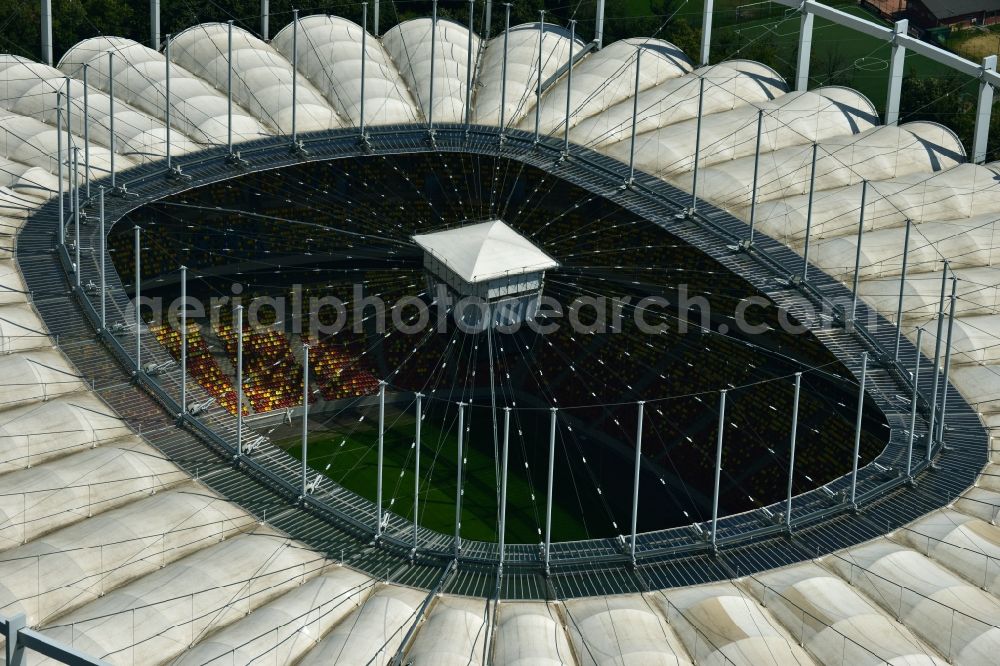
xmin=281 ymin=405 xmax=590 ymax=543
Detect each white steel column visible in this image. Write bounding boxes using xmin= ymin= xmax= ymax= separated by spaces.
xmin=937 ymin=275 xmax=958 ymax=444
xmin=360 ymin=5 xmax=368 ymax=139
xmin=626 ymin=47 xmax=642 ymax=186
xmin=710 ymin=389 xmax=726 ymax=550
xmin=455 ymin=402 xmax=466 ymax=557
xmin=413 ymin=392 xmax=423 ymax=554
xmin=164 ymin=34 xmax=172 ymax=170
xmin=795 ymin=8 xmax=814 ymax=91
xmin=927 ymin=263 xmax=948 ymax=453
xmin=376 ymin=380 xmax=386 ymax=537
xmin=498 ymin=3 xmax=511 ymax=139
xmin=99 ymin=187 xmax=106 ymax=330
xmin=850 ymin=180 xmax=868 ymax=324
xmin=700 ymin=0 xmax=713 ymax=66
xmin=973 ymin=55 xmax=997 ymax=164
xmin=108 ymin=52 xmax=117 ymax=191
xmin=236 ymin=305 xmax=244 ymax=456
xmin=801 ymin=142 xmax=818 ymax=281
xmin=465 ymin=0 xmax=474 ymax=129
xmin=374 ymin=0 xmax=380 ymax=36
xmin=786 ymin=372 xmax=801 ymax=530
xmin=134 ymin=226 xmax=141 ymax=370
xmin=428 ymin=0 xmax=439 ymax=137
xmin=498 ymin=407 xmax=511 ymax=570
xmin=180 ymin=265 xmax=187 ymax=414
xmin=906 ymin=327 xmax=923 ymax=478
xmin=82 ymin=64 xmax=90 ymax=198
xmin=302 ymin=344 xmax=310 ymax=496
xmin=885 ymin=19 xmax=908 ymax=125
xmin=849 ymin=352 xmax=868 ymax=506
xmin=748 ymin=108 xmax=763 ymax=244
xmin=41 ymin=0 xmax=53 ymax=66
xmin=562 ymin=20 xmax=576 ymax=156
xmin=56 ymin=92 xmax=63 ymax=246
xmin=150 ymin=0 xmax=160 ymax=49
xmin=261 ymin=0 xmax=269 ymax=41
xmin=291 ymin=10 xmax=300 ymax=148
xmin=595 ymin=0 xmax=606 ymax=49
xmin=227 ymin=20 xmax=234 ymax=155
xmin=894 ymin=218 xmax=912 ymax=360
xmin=65 ymin=79 xmax=72 ymax=213
xmin=533 ymin=11 xmax=544 ymax=144
xmin=629 ymin=401 xmax=644 ymax=562
xmin=690 ymin=76 xmax=705 ymax=213
xmin=544 ymin=407 xmax=557 ymax=573
xmin=72 ymin=147 xmax=80 ymax=288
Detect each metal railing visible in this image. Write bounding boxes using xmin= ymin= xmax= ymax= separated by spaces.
xmin=768 ymin=0 xmax=999 ymax=163
xmin=37 ymin=121 xmax=970 ymax=577
xmin=0 ymin=613 xmax=108 ymax=666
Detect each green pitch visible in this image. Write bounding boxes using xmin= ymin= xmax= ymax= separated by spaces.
xmin=281 ymin=406 xmax=589 ymax=544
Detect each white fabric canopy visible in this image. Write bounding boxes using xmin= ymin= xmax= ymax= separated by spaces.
xmin=169 ymin=23 xmax=343 ymax=135
xmin=473 ymin=23 xmax=582 ymax=128
xmin=273 ymin=15 xmax=420 ymax=127
xmin=0 ymin=16 xmax=997 ymax=666
xmin=58 ymin=37 xmax=268 ymax=146
xmin=528 ymin=37 xmax=693 ymax=137
xmin=382 ymin=18 xmax=479 ymax=124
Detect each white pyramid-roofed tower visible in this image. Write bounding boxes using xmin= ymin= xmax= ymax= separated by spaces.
xmin=413 ymin=220 xmax=558 ymax=329
xmin=413 ymin=219 xmax=558 ymax=282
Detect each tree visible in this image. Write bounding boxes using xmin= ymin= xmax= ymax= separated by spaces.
xmin=510 ymin=0 xmax=544 ymax=33
xmin=899 ymin=70 xmax=978 ymax=156
xmin=660 ymin=16 xmax=700 ymax=61
xmin=0 ymin=0 xmax=133 ymax=61
xmin=813 ymin=43 xmax=854 ymax=89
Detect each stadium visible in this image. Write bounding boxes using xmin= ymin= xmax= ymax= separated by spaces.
xmin=0 ymin=0 xmax=996 ymax=664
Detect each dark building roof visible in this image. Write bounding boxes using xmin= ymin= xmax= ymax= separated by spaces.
xmin=916 ymin=0 xmax=1000 ymax=19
